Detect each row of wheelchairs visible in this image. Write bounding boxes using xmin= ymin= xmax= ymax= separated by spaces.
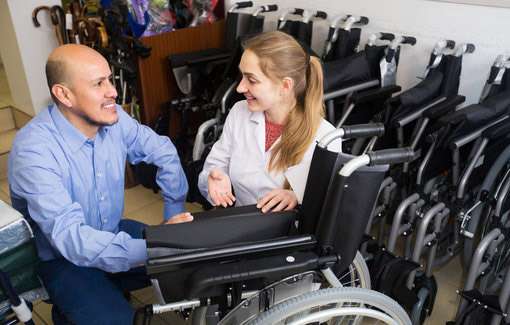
xmin=157 ymin=1 xmax=504 ymax=324
xmin=164 ymin=1 xmax=510 ymax=323
xmin=141 ymin=2 xmax=500 ymax=322
xmin=356 ymin=45 xmax=510 ymax=324
xmin=144 ymin=1 xmax=510 ymax=323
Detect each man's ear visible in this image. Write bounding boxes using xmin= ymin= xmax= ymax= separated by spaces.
xmin=52 ymin=84 xmax=73 ymax=107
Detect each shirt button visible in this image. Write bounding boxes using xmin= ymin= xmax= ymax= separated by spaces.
xmin=100 ymin=196 xmax=105 ymax=201
xmin=103 ymin=218 xmax=108 ymax=223
xmin=97 ymin=173 xmax=102 ymax=177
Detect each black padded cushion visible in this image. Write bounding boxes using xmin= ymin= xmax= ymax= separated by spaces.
xmin=144 ymin=205 xmax=297 ymax=249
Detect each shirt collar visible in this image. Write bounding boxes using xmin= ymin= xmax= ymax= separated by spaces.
xmin=249 ymin=110 xmax=265 ymax=124
xmin=49 ymin=104 xmax=90 ymax=152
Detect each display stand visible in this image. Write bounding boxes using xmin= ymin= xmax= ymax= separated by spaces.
xmin=137 ymin=20 xmax=225 ymax=137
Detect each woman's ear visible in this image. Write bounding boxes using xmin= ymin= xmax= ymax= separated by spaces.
xmin=281 ymin=77 xmax=294 ymax=94
xmin=52 ymin=84 xmax=73 ymax=107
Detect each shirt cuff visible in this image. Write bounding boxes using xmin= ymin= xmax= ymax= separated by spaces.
xmin=127 ymin=239 xmax=148 ymax=268
xmin=164 ymin=201 xmax=186 ymax=221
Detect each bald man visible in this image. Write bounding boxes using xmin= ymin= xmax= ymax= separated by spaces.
xmin=8 ymin=44 xmax=192 ymax=324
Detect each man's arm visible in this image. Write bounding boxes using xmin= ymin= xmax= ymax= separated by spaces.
xmin=118 ymin=108 xmax=188 ymax=220
xmin=9 ymin=142 xmax=146 ymax=273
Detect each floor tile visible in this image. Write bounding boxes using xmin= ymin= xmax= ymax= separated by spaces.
xmin=0 ymin=178 xmax=9 ymax=197
xmin=425 ymin=281 xmax=460 ymax=324
xmin=185 ymin=202 xmax=204 ymax=213
xmin=0 ymin=108 xmax=15 ymax=132
xmin=123 ymin=185 xmax=161 ymax=215
xmin=132 ymin=286 xmax=157 ymax=304
xmin=0 ymin=129 xmax=16 ymax=154
xmin=0 ymin=154 xmax=7 ymax=179
xmin=434 ymin=255 xmax=464 ymax=288
xmin=31 ymin=311 xmax=47 ymax=325
xmin=126 ymin=199 xmax=165 ymax=225
xmin=12 ymin=108 xmax=32 ymax=129
xmin=0 ymin=189 xmax=9 ymax=205
xmin=33 ymin=301 xmax=52 ymax=325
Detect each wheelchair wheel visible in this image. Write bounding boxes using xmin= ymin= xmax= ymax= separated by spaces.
xmin=410 ymin=287 xmax=430 ymax=325
xmin=247 ymin=287 xmax=411 ymax=325
xmin=192 ymin=252 xmax=371 ymax=325
xmin=336 ymin=251 xmax=371 ymax=289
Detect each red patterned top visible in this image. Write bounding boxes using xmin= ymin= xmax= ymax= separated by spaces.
xmin=265 ymin=117 xmax=284 ymax=151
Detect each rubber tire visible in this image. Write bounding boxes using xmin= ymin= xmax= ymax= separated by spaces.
xmin=410 ymin=287 xmax=430 ymax=325
xmin=247 ymin=287 xmax=411 ymax=325
xmin=336 ymin=251 xmax=371 ymax=289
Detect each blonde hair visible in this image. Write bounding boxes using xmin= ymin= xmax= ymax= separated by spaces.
xmin=243 ymin=31 xmax=324 ymax=172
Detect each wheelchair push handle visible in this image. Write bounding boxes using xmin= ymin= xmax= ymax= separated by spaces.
xmin=293 ymin=8 xmax=304 ymax=16
xmin=261 ymin=4 xmax=278 ymax=13
xmin=445 ymin=39 xmax=456 ymax=49
xmin=346 ymin=15 xmax=369 ymax=25
xmin=465 ymin=43 xmax=476 ymax=53
xmin=234 ymin=1 xmax=253 ymax=9
xmin=318 ymin=123 xmax=384 ymax=147
xmin=368 ymin=148 xmax=415 ymax=166
xmin=315 ymin=11 xmax=328 ymax=19
xmin=454 ymin=43 xmax=476 ymax=56
xmin=401 ymin=36 xmax=417 ymax=46
xmin=378 ymin=32 xmax=395 ymax=41
xmin=367 ymin=32 xmax=394 ymax=46
xmin=342 ymin=123 xmax=385 ymax=140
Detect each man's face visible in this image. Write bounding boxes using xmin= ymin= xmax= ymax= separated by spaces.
xmin=66 ymin=55 xmax=118 ymax=128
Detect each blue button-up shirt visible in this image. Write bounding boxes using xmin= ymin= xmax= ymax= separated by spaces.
xmin=8 ymin=104 xmax=188 ymax=273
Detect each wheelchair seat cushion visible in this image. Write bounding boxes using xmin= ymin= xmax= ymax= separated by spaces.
xmin=144 ymin=205 xmax=297 ymax=249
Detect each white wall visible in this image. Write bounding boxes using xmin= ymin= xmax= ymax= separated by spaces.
xmin=0 ymin=0 xmax=61 ymax=116
xmin=226 ymin=0 xmax=510 ymax=105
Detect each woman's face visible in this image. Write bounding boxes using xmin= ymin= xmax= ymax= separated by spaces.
xmin=237 ymin=50 xmax=287 ymax=114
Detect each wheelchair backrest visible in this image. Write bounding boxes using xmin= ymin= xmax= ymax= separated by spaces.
xmin=300 ymin=147 xmax=387 ymax=272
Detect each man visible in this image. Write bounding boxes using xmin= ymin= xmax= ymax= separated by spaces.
xmin=8 ymin=44 xmax=192 ymax=324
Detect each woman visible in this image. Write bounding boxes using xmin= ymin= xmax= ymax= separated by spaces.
xmin=198 ymin=31 xmax=341 ymax=213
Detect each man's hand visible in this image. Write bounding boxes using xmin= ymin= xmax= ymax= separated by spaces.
xmin=257 ymin=189 xmax=298 ymax=213
xmin=208 ymin=168 xmax=236 ymax=208
xmin=165 ymin=212 xmax=194 ymax=224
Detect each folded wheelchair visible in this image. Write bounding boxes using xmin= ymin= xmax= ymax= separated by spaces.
xmin=137 ymin=124 xmax=414 ymax=324
xmin=365 ymin=39 xmax=475 ymax=247
xmin=450 ymin=142 xmax=510 ymax=325
xmin=0 ymin=200 xmax=48 ymax=325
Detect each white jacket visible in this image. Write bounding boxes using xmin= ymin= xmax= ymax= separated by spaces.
xmin=198 ymin=100 xmax=342 ymax=206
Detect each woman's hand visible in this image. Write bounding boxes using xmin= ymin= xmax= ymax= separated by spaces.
xmin=257 ymin=189 xmax=298 ymax=213
xmin=165 ymin=212 xmax=194 ymax=224
xmin=208 ymin=168 xmax=236 ymax=207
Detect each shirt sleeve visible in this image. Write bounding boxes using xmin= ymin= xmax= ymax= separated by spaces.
xmin=9 ymin=141 xmax=147 ymax=273
xmin=197 ymin=103 xmax=238 ymax=204
xmin=118 ymin=109 xmax=188 ymax=220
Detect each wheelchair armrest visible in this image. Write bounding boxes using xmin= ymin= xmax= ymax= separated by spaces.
xmin=423 ymin=95 xmax=465 ymax=120
xmin=186 ymin=251 xmax=321 ymax=298
xmin=351 ymin=85 xmax=401 ymax=105
xmin=482 ymin=118 xmax=510 ymax=140
xmin=146 ymin=235 xmax=316 ymax=273
xmin=144 ymin=205 xmax=298 ymax=250
xmin=168 ymin=48 xmax=231 ymax=68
